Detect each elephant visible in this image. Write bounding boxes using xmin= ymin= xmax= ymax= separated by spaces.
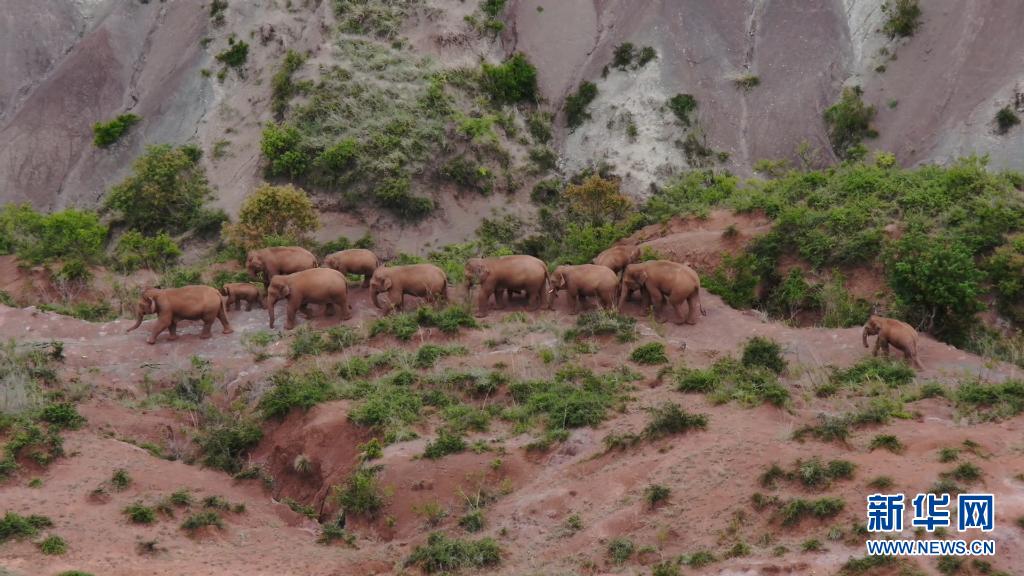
xmin=593 ymin=244 xmax=641 ymax=275
xmin=464 ymin=255 xmax=549 ymax=317
xmin=369 ymin=264 xmax=448 ymax=313
xmin=549 ymin=264 xmax=618 ymax=314
xmin=862 ymin=315 xmax=923 ymax=369
xmin=619 ymin=260 xmax=704 ymax=324
xmin=267 ymin=268 xmax=351 ymax=330
xmin=126 ymin=285 xmax=232 ymax=344
xmin=246 ymin=246 xmax=318 ymax=288
xmin=323 ymin=249 xmax=379 ymax=287
xmin=221 ymin=282 xmax=263 ymax=311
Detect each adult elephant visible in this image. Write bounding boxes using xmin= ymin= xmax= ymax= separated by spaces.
xmin=267 ymin=268 xmax=351 ymax=330
xmin=593 ymin=244 xmax=641 ymax=275
xmin=323 ymin=249 xmax=379 ymax=287
xmin=246 ymin=246 xmax=317 ymax=288
xmin=862 ymin=315 xmax=923 ymax=369
xmin=619 ymin=260 xmax=704 ymax=324
xmin=368 ymin=264 xmax=448 ymax=313
xmin=549 ymin=264 xmax=618 ymax=314
xmin=126 ymin=286 xmax=232 ymax=344
xmin=464 ymin=255 xmax=549 ymax=317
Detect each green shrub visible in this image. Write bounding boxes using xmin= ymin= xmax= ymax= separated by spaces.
xmin=440 ymin=156 xmax=494 ymax=194
xmin=0 ymin=512 xmax=52 ymax=542
xmin=673 ymin=357 xmax=789 ymax=408
xmin=112 ymin=231 xmax=181 ymax=272
xmin=38 ymin=534 xmax=67 ymax=555
xmin=37 ymin=402 xmax=84 ymax=430
xmin=778 ymin=497 xmax=845 ymax=526
xmin=111 ymin=468 xmax=132 ymax=491
xmin=882 ymin=0 xmax=922 ymax=39
xmin=824 ymin=86 xmax=877 ymax=159
xmin=995 ymin=107 xmax=1021 ymax=135
xmin=612 ymin=43 xmax=635 ymax=69
xmin=105 ymin=144 xmax=213 ymax=235
xmin=652 ymin=560 xmax=681 ymax=576
xmin=667 ymin=94 xmax=698 ymax=126
xmin=271 ymin=50 xmax=307 ymax=117
xmin=159 ymin=266 xmax=202 ymax=288
xmin=216 ymin=37 xmax=248 ymax=69
xmin=194 ymin=409 xmax=263 ymax=473
xmin=181 ymin=511 xmax=223 ymax=531
xmin=832 ymin=358 xmax=916 ymax=389
xmin=565 ymin=81 xmax=598 ymax=130
xmin=643 ymin=402 xmax=708 ymax=439
xmin=741 ymin=337 xmax=787 ymax=374
xmin=423 ymin=429 xmax=467 ymax=459
xmin=644 ymin=484 xmax=671 ymax=508
xmin=685 ymin=550 xmax=717 ymax=567
xmin=630 ymin=342 xmax=668 ymax=365
xmin=869 ymin=434 xmax=905 ymax=454
xmin=607 ymin=537 xmax=635 ymax=564
xmin=93 ymin=114 xmax=140 ymax=148
xmin=944 ymin=462 xmax=982 ymax=483
xmin=333 ymin=466 xmax=386 ymax=518
xmin=955 ymin=379 xmax=1024 ymax=421
xmin=223 ymin=183 xmax=319 ymax=250
xmin=0 ymin=204 xmax=107 ymax=264
xmin=636 ymin=46 xmax=657 ymax=67
xmin=334 ymin=0 xmax=420 ymax=38
xmin=480 ymin=53 xmax=537 ymax=104
xmin=459 ymin=509 xmax=485 ymax=532
xmin=405 ymin=532 xmax=501 ymax=573
xmin=318 ymin=519 xmax=356 ymax=545
xmin=123 ymin=502 xmax=157 ymax=524
xmin=259 ymin=370 xmax=336 ymax=419
xmin=565 ymin=310 xmax=637 ymax=342
xmin=289 ymin=326 xmax=363 ymax=359
xmin=414 ymin=344 xmax=467 ymax=369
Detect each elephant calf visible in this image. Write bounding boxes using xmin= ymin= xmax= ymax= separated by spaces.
xmin=620 ymin=260 xmax=704 ymax=325
xmin=549 ymin=264 xmax=618 ymax=314
xmin=369 ymin=264 xmax=448 ymax=313
xmin=126 ymin=286 xmax=232 ymax=344
xmin=863 ymin=315 xmax=923 ymax=369
xmin=323 ymin=248 xmax=379 ymax=287
xmin=221 ymin=282 xmax=263 ymax=311
xmin=267 ymin=268 xmax=352 ymax=330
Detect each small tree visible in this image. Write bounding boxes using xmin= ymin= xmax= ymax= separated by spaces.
xmin=224 ymin=184 xmax=319 ymax=249
xmin=104 ymin=144 xmax=213 ymax=235
xmin=823 ymin=87 xmax=877 ymax=159
xmin=564 ymin=176 xmax=631 ymax=227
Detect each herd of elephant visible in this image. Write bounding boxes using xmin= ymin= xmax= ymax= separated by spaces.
xmin=122 ymin=245 xmax=923 ymax=370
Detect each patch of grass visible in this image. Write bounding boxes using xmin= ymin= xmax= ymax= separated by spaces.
xmin=823 ymin=86 xmax=877 ymax=159
xmin=944 ymin=462 xmax=982 ymax=483
xmin=667 ymin=94 xmax=698 ymax=126
xmin=565 ymin=81 xmax=598 ymax=130
xmin=405 ymin=532 xmax=501 ymax=573
xmin=794 ymin=399 xmax=908 ymax=443
xmin=643 ymin=484 xmax=671 ymax=509
xmin=459 ymin=509 xmax=485 ymax=532
xmin=630 ymin=342 xmax=668 ymax=365
xmin=508 ymin=366 xmax=635 ymax=431
xmin=332 ymin=466 xmax=387 ymax=519
xmin=684 ymin=549 xmax=717 ymax=568
xmin=955 ymin=379 xmax=1024 ymax=421
xmin=259 ymin=369 xmax=336 ymax=419
xmin=936 ymin=556 xmax=963 ymax=575
xmin=777 ymin=497 xmax=845 ymax=526
xmin=833 ymin=358 xmax=916 ymax=390
xmin=564 ymin=310 xmax=637 ymax=342
xmin=651 ymin=560 xmax=681 ymax=576
xmin=423 ymin=429 xmax=467 ymax=460
xmin=215 ymin=37 xmax=248 ymax=69
xmin=734 ymin=75 xmax=760 ymax=91
xmin=672 ymin=357 xmax=790 ymax=408
xmin=801 ymin=538 xmax=822 ymax=552
xmin=318 ymin=518 xmax=357 ymax=546
xmin=607 ymin=537 xmax=635 ymax=564
xmin=414 ymin=344 xmax=468 ymax=369
xmin=480 ymin=53 xmax=537 ymax=104
xmin=869 ymin=434 xmax=905 ymax=454
xmin=181 ymin=511 xmax=223 ymax=532
xmin=38 ymin=534 xmax=67 ymax=555
xmin=741 ymin=336 xmax=787 ymax=374
xmin=123 ymin=502 xmax=157 ymax=524
xmin=868 ymin=476 xmax=894 ymax=490
xmin=193 ymin=408 xmax=263 ymax=473
xmin=0 ymin=512 xmax=52 ymax=542
xmin=882 ymin=0 xmax=922 ymax=39
xmin=289 ymin=326 xmax=363 ymax=359
xmin=995 ymin=107 xmax=1021 ymax=135
xmin=643 ymin=402 xmax=708 ymax=439
xmin=169 ymin=489 xmax=193 ymax=507
xmin=111 ymin=469 xmax=132 ymax=491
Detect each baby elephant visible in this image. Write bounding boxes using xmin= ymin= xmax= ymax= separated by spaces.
xmin=267 ymin=268 xmax=352 ymax=330
xmin=221 ymin=282 xmax=263 ymax=311
xmin=126 ymin=285 xmax=232 ymax=345
xmin=323 ymin=248 xmax=379 ymax=287
xmin=549 ymin=264 xmax=618 ymax=314
xmin=862 ymin=315 xmax=923 ymax=369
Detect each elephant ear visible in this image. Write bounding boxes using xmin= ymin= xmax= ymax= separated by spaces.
xmin=280 ymin=284 xmax=291 ymax=297
xmin=382 ymin=277 xmax=393 ymax=291
xmin=637 ymin=271 xmax=649 ymax=284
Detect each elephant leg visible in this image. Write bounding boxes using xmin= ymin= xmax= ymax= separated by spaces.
xmin=475 ymin=287 xmax=491 ymax=317
xmin=300 ymin=302 xmax=314 ymax=318
xmin=881 ymin=340 xmax=891 ymax=359
xmin=684 ymin=292 xmax=700 ymax=325
xmin=325 ymin=302 xmax=336 ymax=317
xmin=528 ymin=287 xmax=542 ymax=311
xmin=599 ymin=289 xmax=614 ymax=310
xmin=285 ymin=300 xmax=300 ymax=330
xmin=163 ymin=320 xmax=178 ymax=342
xmin=338 ymin=296 xmax=352 ymax=320
xmin=218 ymin=305 xmax=233 ymax=334
xmin=363 ymin=274 xmax=371 ymax=288
xmin=568 ymin=289 xmax=579 ymax=315
xmin=200 ymin=318 xmax=214 ymax=339
xmin=871 ymin=336 xmax=882 ymax=357
xmin=495 ymin=288 xmax=508 ymax=310
xmin=647 ymin=287 xmax=665 ymax=322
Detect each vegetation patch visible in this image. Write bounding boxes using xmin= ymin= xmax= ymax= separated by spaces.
xmin=93 ymin=114 xmax=141 ymax=148
xmin=332 ymin=466 xmax=387 ymax=519
xmin=405 ymin=532 xmax=501 ymax=573
xmin=564 ymin=310 xmax=637 ymax=343
xmin=955 ymin=379 xmax=1024 ymax=421
xmin=823 ymin=86 xmax=877 ymax=159
xmin=995 ymin=107 xmax=1021 ymax=135
xmin=672 ymin=356 xmax=789 ymax=408
xmin=630 ymin=342 xmax=668 ymax=365
xmin=565 ymin=82 xmax=598 ymax=130
xmin=0 ymin=512 xmax=53 ymax=542
xmin=882 ymin=0 xmax=922 ymax=39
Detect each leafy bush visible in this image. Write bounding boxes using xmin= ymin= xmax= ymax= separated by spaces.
xmin=0 ymin=512 xmax=52 ymax=542
xmin=405 ymin=532 xmax=501 ymax=573
xmin=112 ymin=231 xmax=181 ymax=272
xmin=607 ymin=537 xmax=635 ymax=564
xmin=741 ymin=337 xmax=787 ymax=374
xmin=334 ymin=0 xmax=421 ymax=38
xmin=996 ymin=106 xmax=1021 ymax=135
xmin=831 ymin=358 xmax=916 ymax=389
xmin=271 ymin=50 xmax=307 ymax=117
xmin=0 ymin=204 xmax=107 ymax=264
xmin=644 ymin=484 xmax=671 ymax=508
xmin=37 ymin=402 xmax=85 ymax=430
xmin=510 ymin=366 xmax=633 ymax=431
xmin=105 ymin=144 xmax=213 ymax=235
xmin=882 ymin=0 xmax=922 ymax=39
xmin=333 ymin=466 xmax=387 ymax=519
xmin=290 ymin=326 xmax=363 ymax=359
xmin=38 ymin=534 xmax=67 ymax=555
xmin=93 ymin=114 xmax=141 ymax=148
xmin=259 ymin=370 xmax=336 ymax=419
xmin=423 ymin=428 xmax=467 ymax=459
xmin=215 ymin=37 xmax=248 ymax=69
xmin=565 ymin=81 xmax=598 ymax=130
xmin=480 ymin=53 xmax=537 ymax=104
xmin=643 ymin=402 xmax=708 ymax=439
xmin=673 ymin=357 xmax=790 ymax=408
xmin=223 ymin=184 xmax=319 ymax=250
xmin=564 ymin=310 xmax=637 ymax=342
xmin=869 ymin=434 xmax=905 ymax=454
xmin=630 ymin=342 xmax=668 ymax=365
xmin=778 ymin=497 xmax=845 ymax=526
xmin=667 ymin=94 xmax=698 ymax=126
xmin=123 ymin=502 xmax=157 ymax=524
xmin=459 ymin=509 xmax=485 ymax=532
xmin=194 ymin=408 xmax=263 ymax=473
xmin=181 ymin=511 xmax=223 ymax=531
xmin=955 ymin=379 xmax=1024 ymax=421
xmin=823 ymin=86 xmax=877 ymax=159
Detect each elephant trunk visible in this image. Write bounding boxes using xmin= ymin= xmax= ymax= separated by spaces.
xmin=371 ymin=288 xmax=382 ymax=309
xmin=125 ymin=312 xmax=144 ymax=333
xmin=618 ymin=281 xmax=629 ymax=310
xmin=862 ymin=326 xmax=870 ymax=348
xmin=267 ymin=296 xmax=277 ymax=328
